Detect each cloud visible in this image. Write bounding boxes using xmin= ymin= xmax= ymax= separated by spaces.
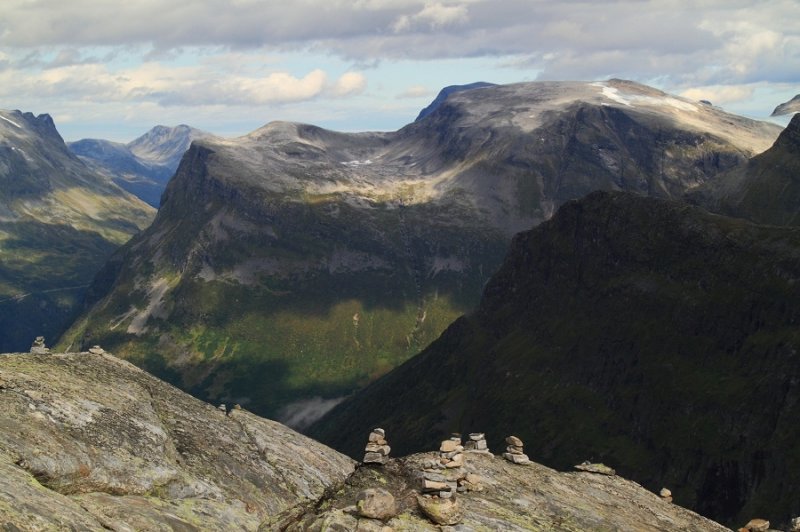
xmin=329 ymin=72 xmax=367 ymax=97
xmin=1 ymin=0 xmax=797 ymax=90
xmin=680 ymin=85 xmax=755 ymax=106
xmin=392 ymin=2 xmax=470 ymax=32
xmin=0 ymin=61 xmax=367 ymax=107
xmin=397 ymin=84 xmax=433 ymax=98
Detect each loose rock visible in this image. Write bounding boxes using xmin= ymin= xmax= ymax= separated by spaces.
xmin=659 ymin=487 xmax=673 ymax=503
xmin=355 ymin=488 xmax=397 ymax=521
xmin=742 ymin=518 xmax=769 ymax=532
xmin=574 ymin=461 xmax=616 ymax=476
xmin=416 ymin=494 xmax=463 ymax=526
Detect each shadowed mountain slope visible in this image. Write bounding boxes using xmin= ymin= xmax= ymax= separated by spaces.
xmin=310 ymin=190 xmax=800 ymax=527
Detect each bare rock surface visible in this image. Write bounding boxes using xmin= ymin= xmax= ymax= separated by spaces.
xmin=0 ymin=351 xmax=355 ymax=530
xmin=290 ymin=451 xmax=729 ymax=531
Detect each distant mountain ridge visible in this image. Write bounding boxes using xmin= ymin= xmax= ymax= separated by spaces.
xmin=59 ymin=79 xmax=781 ymax=429
xmin=0 ymin=109 xmax=154 ymax=351
xmin=69 ymin=124 xmax=213 ymax=207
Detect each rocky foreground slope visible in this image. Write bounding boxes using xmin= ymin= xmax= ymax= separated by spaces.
xmin=310 ymin=190 xmax=800 ymax=527
xmin=59 ymin=80 xmax=781 ymax=426
xmin=0 ymin=109 xmax=155 ymax=352
xmin=0 ymin=349 xmax=730 ymax=530
xmin=0 ymin=349 xmax=355 ymax=529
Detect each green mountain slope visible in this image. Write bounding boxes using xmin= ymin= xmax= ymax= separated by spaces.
xmin=59 ymin=80 xmax=780 ymax=428
xmin=309 ymin=191 xmax=800 ymax=527
xmin=0 ymin=109 xmax=155 ymax=352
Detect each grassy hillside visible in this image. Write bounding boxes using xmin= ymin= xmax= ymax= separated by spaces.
xmin=310 ymin=191 xmax=800 ymax=527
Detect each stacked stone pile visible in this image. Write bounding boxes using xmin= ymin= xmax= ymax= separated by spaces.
xmin=502 ymin=435 xmax=531 ymax=464
xmin=87 ymin=345 xmax=105 ymax=354
xmin=363 ymin=428 xmax=391 ymax=465
xmin=418 ymin=433 xmax=482 ymax=501
xmin=416 ymin=435 xmax=468 ymax=526
xmin=659 ymin=488 xmax=673 ymax=503
xmin=29 ymin=336 xmax=49 ymax=354
xmin=463 ymin=432 xmax=489 ymax=452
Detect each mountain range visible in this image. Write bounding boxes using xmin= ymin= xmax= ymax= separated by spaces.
xmin=310 ymin=119 xmax=800 ymax=526
xmin=57 ymin=79 xmax=782 ymax=431
xmin=69 ymin=125 xmax=213 ymax=207
xmin=0 ymin=109 xmax=154 ymax=352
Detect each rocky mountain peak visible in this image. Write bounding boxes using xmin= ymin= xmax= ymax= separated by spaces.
xmin=771 ymin=94 xmax=800 ymax=116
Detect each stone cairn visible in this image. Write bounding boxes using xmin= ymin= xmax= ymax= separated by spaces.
xmin=463 ymin=432 xmax=489 ymax=453
xmin=29 ymin=336 xmax=49 ymax=354
xmin=419 ymin=434 xmax=472 ymax=499
xmin=502 ymin=435 xmax=531 ymax=464
xmin=363 ymin=428 xmax=391 ymax=465
xmin=659 ymin=487 xmax=672 ymax=503
xmin=88 ymin=345 xmax=105 ymax=354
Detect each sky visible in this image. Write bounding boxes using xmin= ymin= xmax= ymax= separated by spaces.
xmin=0 ymin=0 xmax=797 ymax=142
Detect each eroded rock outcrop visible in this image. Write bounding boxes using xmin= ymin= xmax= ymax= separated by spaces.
xmin=0 ymin=350 xmax=355 ymax=529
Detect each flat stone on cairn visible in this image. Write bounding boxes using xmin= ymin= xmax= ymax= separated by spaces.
xmin=29 ymin=336 xmax=49 ymax=354
xmin=502 ymin=435 xmax=530 ymax=464
xmin=363 ymin=428 xmax=391 ymax=465
xmin=463 ymin=432 xmax=489 ymax=453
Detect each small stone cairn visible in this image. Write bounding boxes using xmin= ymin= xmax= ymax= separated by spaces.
xmin=463 ymin=432 xmax=489 ymax=453
xmin=416 ymin=434 xmax=468 ymax=526
xmin=29 ymin=336 xmax=49 ymax=354
xmin=503 ymin=435 xmax=531 ymax=464
xmin=659 ymin=487 xmax=672 ymax=503
xmin=88 ymin=345 xmax=105 ymax=354
xmin=419 ymin=434 xmax=467 ymax=498
xmin=363 ymin=428 xmax=391 ymax=465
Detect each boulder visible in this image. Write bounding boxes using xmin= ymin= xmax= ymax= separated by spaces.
xmin=743 ymin=519 xmax=769 ymax=532
xmin=356 ymin=488 xmax=397 ymax=521
xmin=416 ymin=495 xmax=463 ymax=526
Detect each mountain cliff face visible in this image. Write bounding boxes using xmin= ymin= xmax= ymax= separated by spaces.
xmin=698 ymin=114 xmax=800 ymax=226
xmin=59 ymin=80 xmax=781 ymax=427
xmin=310 ymin=191 xmax=800 ymax=527
xmin=0 ymin=349 xmax=729 ymax=530
xmin=414 ymin=81 xmax=496 ymax=121
xmin=0 ymin=109 xmax=155 ymax=352
xmin=70 ymin=125 xmax=213 ymax=207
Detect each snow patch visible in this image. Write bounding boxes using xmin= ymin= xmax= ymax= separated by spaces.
xmin=341 ymin=159 xmax=373 ymax=167
xmin=593 ymin=82 xmax=697 ymax=112
xmin=0 ymin=115 xmax=21 ymax=128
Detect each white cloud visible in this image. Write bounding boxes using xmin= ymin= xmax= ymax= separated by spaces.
xmin=329 ymin=72 xmax=367 ymax=97
xmin=681 ymin=85 xmax=756 ymax=105
xmin=397 ymin=84 xmax=433 ymax=98
xmin=392 ymin=2 xmax=470 ymax=32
